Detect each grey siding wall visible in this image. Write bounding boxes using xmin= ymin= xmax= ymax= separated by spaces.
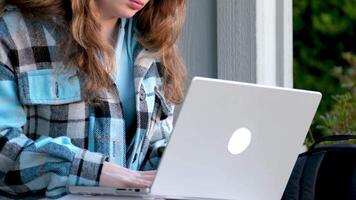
xmin=179 ymin=0 xmax=218 ymax=84
xmin=177 ymin=0 xmax=292 ymax=119
xmin=176 ymin=0 xmax=218 ymax=119
xmin=180 ymin=0 xmax=293 ymax=85
xmin=177 ymin=0 xmax=258 ymax=119
xmin=180 ymin=0 xmax=258 ymax=85
xmin=217 ymin=1 xmax=257 ymax=83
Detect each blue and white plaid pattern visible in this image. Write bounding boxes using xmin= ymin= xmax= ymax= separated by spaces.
xmin=0 ymin=5 xmax=174 ymax=199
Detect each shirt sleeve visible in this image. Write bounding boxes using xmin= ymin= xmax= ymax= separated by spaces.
xmin=0 ymin=64 xmax=107 ymax=198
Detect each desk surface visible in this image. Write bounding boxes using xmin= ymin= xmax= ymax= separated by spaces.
xmin=57 ymin=195 xmax=163 ymax=200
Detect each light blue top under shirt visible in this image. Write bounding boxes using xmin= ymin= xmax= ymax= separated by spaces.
xmin=114 ymin=18 xmax=137 ymax=133
xmin=87 ymin=18 xmax=137 ymax=156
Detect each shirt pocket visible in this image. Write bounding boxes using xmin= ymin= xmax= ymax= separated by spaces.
xmin=17 ymin=68 xmax=82 ymax=105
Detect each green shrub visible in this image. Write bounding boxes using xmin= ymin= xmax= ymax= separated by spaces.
xmin=293 ymin=0 xmax=356 ymax=143
xmin=304 ymin=53 xmax=356 ymax=148
xmin=318 ymin=53 xmax=356 ymax=134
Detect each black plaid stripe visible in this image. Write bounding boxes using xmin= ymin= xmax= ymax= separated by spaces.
xmin=155 ymin=62 xmax=164 ymax=78
xmin=20 ymin=17 xmax=53 ymax=70
xmin=66 ymin=101 xmax=89 ymax=146
xmin=137 ymin=87 xmax=149 ymax=129
xmin=32 ymin=46 xmax=52 ymax=64
xmin=27 ymin=104 xmax=89 ymax=140
xmin=29 ymin=113 xmax=89 ymax=123
xmin=23 ymin=106 xmax=38 ymax=139
xmin=154 ymin=86 xmax=173 ymax=115
xmin=0 ymin=136 xmax=8 ymax=152
xmin=16 ymin=72 xmax=31 ymax=104
xmin=49 ymin=104 xmax=69 ymax=121
xmin=0 ymin=187 xmax=46 ymax=199
xmin=80 ymin=159 xmax=103 ymax=181
xmin=4 ymin=170 xmax=23 ymax=186
xmin=48 ymin=105 xmax=69 ymax=137
xmin=47 ymin=104 xmax=83 ymax=138
xmin=8 ymin=49 xmax=19 ymax=68
xmin=22 ymin=106 xmax=30 ymax=134
xmin=145 ymin=62 xmax=161 ymax=78
xmin=93 ymin=101 xmax=111 ymax=118
xmin=69 ymin=150 xmax=106 ymax=184
xmin=93 ymin=101 xmax=123 ymax=119
xmin=138 ymin=112 xmax=149 ymax=129
xmin=0 ymin=129 xmax=26 ymax=155
xmin=139 ymin=142 xmax=153 ymax=171
xmin=74 ymin=103 xmax=90 ymax=148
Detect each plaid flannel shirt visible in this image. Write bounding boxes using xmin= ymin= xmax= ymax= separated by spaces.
xmin=0 ymin=5 xmax=174 ymax=198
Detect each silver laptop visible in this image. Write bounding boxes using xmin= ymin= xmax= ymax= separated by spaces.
xmin=69 ymin=77 xmax=322 ymax=200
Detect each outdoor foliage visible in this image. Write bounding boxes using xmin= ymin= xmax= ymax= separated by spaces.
xmin=318 ymin=53 xmax=356 ymax=136
xmin=293 ymin=0 xmax=356 ymax=145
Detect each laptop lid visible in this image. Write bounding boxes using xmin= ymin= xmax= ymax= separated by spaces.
xmin=151 ymin=77 xmax=322 ymax=200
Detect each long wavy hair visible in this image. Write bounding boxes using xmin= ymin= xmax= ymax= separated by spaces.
xmin=0 ymin=0 xmax=186 ymax=104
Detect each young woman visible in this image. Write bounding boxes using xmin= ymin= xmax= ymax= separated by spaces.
xmin=0 ymin=0 xmax=186 ymax=198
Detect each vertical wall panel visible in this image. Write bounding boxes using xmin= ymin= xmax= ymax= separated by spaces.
xmin=177 ymin=0 xmax=292 ymax=121
xmin=217 ymin=0 xmax=257 ymax=83
xmin=180 ymin=0 xmax=217 ymax=84
xmin=276 ymin=0 xmax=293 ymax=88
xmin=176 ymin=0 xmax=217 ymax=119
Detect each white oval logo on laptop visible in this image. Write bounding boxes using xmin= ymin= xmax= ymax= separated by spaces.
xmin=228 ymin=128 xmax=252 ymax=155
